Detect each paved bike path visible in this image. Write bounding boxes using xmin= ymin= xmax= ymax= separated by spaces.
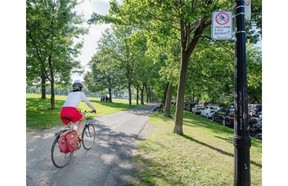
xmin=26 ymin=104 xmax=154 ymax=186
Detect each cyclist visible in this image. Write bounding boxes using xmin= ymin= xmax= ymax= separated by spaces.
xmin=60 ymin=80 xmax=96 ymax=140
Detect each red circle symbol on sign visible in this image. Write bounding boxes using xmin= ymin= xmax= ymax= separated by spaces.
xmin=215 ymin=12 xmax=230 ymax=25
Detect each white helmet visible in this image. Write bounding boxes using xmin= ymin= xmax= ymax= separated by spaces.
xmin=72 ymin=80 xmax=83 ymax=91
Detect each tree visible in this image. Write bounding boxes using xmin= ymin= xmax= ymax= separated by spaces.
xmin=86 ymin=26 xmax=139 ymax=106
xmin=84 ymin=51 xmax=123 ymax=102
xmin=246 ymin=44 xmax=262 ymax=103
xmin=145 ymin=37 xmax=180 ymax=117
xmin=26 ymin=0 xmax=87 ymax=109
xmin=185 ymin=39 xmax=235 ymax=104
xmin=184 ymin=40 xmax=262 ymax=105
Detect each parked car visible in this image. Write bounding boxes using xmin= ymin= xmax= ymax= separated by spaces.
xmin=184 ymin=102 xmax=191 ymax=111
xmin=206 ymin=110 xmax=217 ymax=119
xmin=192 ymin=105 xmax=204 ymax=114
xmin=201 ymin=105 xmax=220 ymax=119
xmin=248 ymin=116 xmax=262 ymax=140
xmin=258 ymin=111 xmax=262 ymax=120
xmin=212 ymin=108 xmax=235 ymax=128
xmin=248 ymin=104 xmax=262 ymax=118
xmin=184 ymin=102 xmax=198 ymax=112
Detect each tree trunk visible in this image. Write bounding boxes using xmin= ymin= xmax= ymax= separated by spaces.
xmin=140 ymin=85 xmax=144 ymax=105
xmin=136 ymin=86 xmax=139 ymax=105
xmin=128 ymin=82 xmax=132 ymax=107
xmin=173 ymin=53 xmax=189 ymax=135
xmin=108 ymin=87 xmax=112 ymax=102
xmin=145 ymin=84 xmax=150 ymax=103
xmin=41 ymin=73 xmax=46 ymax=99
xmin=192 ymin=93 xmax=195 ymax=102
xmin=173 ymin=18 xmax=210 ymax=135
xmin=48 ymin=55 xmax=55 ymax=109
xmin=145 ymin=85 xmax=149 ymax=103
xmin=163 ymin=83 xmax=169 ymax=103
xmin=253 ymin=96 xmax=260 ymax=104
xmin=165 ymin=82 xmax=173 ymax=118
xmin=50 ymin=79 xmax=55 ymax=110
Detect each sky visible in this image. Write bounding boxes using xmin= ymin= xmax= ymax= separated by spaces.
xmin=72 ymin=0 xmax=112 ymax=81
xmin=1 ymin=0 xmax=288 ymax=185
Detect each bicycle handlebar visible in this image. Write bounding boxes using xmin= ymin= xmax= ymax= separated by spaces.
xmin=82 ymin=110 xmax=96 ymax=114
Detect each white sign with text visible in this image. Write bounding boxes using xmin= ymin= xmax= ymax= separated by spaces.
xmin=212 ymin=11 xmax=233 ymax=40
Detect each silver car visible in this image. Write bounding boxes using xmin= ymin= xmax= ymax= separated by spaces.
xmin=192 ymin=105 xmax=204 ymax=114
xmin=201 ymin=106 xmax=220 ymax=118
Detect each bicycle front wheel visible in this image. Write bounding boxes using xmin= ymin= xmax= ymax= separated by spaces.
xmin=51 ymin=135 xmax=73 ymax=168
xmin=82 ymin=123 xmax=96 ymax=150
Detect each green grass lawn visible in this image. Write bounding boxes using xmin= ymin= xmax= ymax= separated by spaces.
xmin=26 ymin=93 xmax=137 ymax=130
xmin=132 ymin=111 xmax=262 ymax=186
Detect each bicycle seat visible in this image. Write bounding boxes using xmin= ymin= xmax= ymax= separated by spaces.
xmin=62 ymin=116 xmax=73 ymax=121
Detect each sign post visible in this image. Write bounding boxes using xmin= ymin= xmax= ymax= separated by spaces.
xmin=244 ymin=0 xmax=251 ymax=21
xmin=233 ymin=1 xmax=251 ymax=185
xmin=212 ymin=4 xmax=251 ymax=186
xmin=212 ymin=11 xmax=233 ymax=40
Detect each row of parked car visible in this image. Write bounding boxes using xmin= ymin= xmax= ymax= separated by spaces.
xmin=185 ymin=103 xmax=262 ymax=140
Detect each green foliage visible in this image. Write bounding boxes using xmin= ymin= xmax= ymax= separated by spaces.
xmin=246 ymin=44 xmax=262 ymax=103
xmin=84 ymin=25 xmax=167 ymax=102
xmin=250 ymin=0 xmax=262 ymax=36
xmin=185 ymin=39 xmax=235 ymax=103
xmin=184 ymin=40 xmax=262 ymax=104
xmin=85 ymin=51 xmax=122 ymax=93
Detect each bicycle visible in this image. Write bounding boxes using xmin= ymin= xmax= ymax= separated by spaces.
xmin=51 ymin=111 xmax=96 ymax=168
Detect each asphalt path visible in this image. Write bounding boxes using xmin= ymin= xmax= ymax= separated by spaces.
xmin=26 ymin=104 xmax=154 ymax=186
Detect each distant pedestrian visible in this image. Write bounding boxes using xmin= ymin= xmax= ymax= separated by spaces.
xmin=153 ymin=102 xmax=164 ymax=112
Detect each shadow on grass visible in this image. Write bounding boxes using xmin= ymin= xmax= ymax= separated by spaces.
xmin=182 ymin=134 xmax=262 ymax=168
xmin=183 ymin=111 xmax=234 ymax=136
xmin=215 ymin=135 xmax=262 ymax=149
xmin=134 ymin=137 xmax=186 ymax=185
xmin=153 ymin=111 xmax=235 ymax=138
xmin=214 ymin=135 xmax=233 ymax=144
xmin=134 ymin=154 xmax=179 ymax=185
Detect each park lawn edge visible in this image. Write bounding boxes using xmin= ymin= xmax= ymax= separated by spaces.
xmin=130 ymin=111 xmax=262 ymax=186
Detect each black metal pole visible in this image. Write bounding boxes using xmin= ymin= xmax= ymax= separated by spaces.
xmin=233 ymin=1 xmax=251 ymax=186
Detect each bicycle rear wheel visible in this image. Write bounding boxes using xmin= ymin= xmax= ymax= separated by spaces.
xmin=51 ymin=135 xmax=73 ymax=168
xmin=82 ymin=123 xmax=96 ymax=150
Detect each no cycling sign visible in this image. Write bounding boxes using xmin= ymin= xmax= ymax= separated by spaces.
xmin=212 ymin=11 xmax=233 ymax=40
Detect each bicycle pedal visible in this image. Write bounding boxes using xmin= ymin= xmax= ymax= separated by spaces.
xmin=77 ymin=141 xmax=81 ymax=149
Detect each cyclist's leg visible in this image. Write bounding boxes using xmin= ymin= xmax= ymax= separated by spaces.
xmin=72 ymin=109 xmax=85 ymax=137
xmin=77 ymin=115 xmax=86 ymax=137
